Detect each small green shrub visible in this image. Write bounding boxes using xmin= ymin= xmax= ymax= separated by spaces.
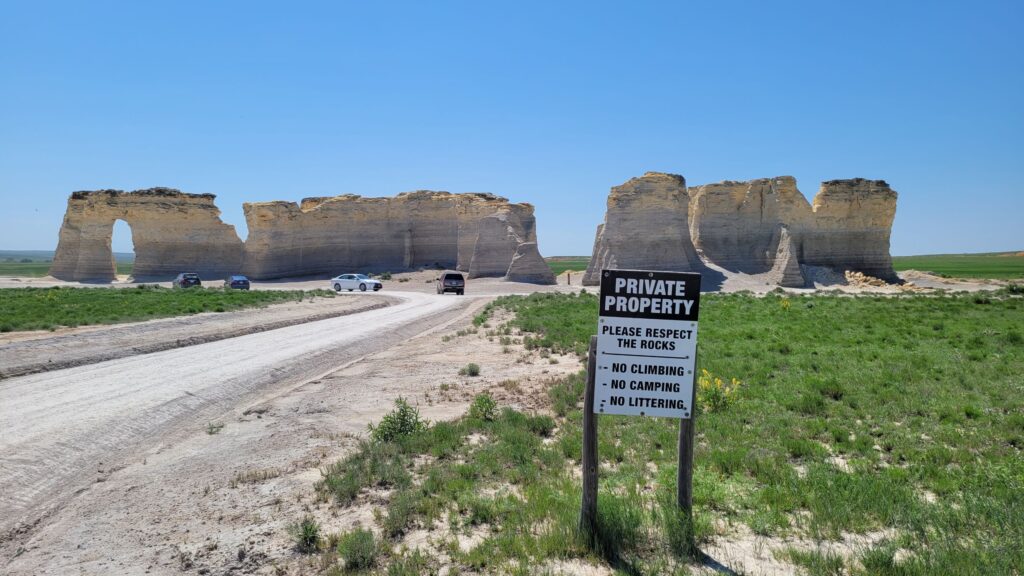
xmin=289 ymin=516 xmax=320 ymax=553
xmin=369 ymin=398 xmax=427 ymax=443
xmin=469 ymin=393 xmax=498 ymax=421
xmin=459 ymin=363 xmax=481 ymax=377
xmin=337 ymin=527 xmax=377 ymax=570
xmin=377 ymin=271 xmax=392 ymax=280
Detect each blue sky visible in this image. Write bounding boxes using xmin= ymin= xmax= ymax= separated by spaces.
xmin=1 ymin=1 xmax=1021 ymax=256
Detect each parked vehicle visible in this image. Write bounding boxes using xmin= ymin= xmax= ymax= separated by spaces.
xmin=172 ymin=272 xmax=202 ymax=288
xmin=224 ymin=275 xmax=250 ymax=290
xmin=330 ymin=273 xmax=383 ymax=292
xmin=436 ymin=271 xmax=465 ymax=295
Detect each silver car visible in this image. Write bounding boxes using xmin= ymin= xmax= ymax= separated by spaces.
xmin=330 ymin=273 xmax=383 ymax=292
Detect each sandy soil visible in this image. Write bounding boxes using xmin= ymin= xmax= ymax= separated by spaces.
xmin=0 ymin=294 xmax=394 ymax=379
xmin=1 ymin=295 xmax=581 ymax=575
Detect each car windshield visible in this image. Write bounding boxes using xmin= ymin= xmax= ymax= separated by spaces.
xmin=231 ymin=276 xmax=247 ymax=281
xmin=183 ymin=274 xmax=199 ymax=279
xmin=445 ymin=274 xmax=463 ymax=280
xmin=355 ymin=274 xmax=370 ymax=280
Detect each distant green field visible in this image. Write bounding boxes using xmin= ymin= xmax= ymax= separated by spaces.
xmin=0 ymin=286 xmax=332 ymax=332
xmin=546 ymin=257 xmax=590 ymax=276
xmin=0 ymin=250 xmax=134 ymax=278
xmin=892 ymin=251 xmax=1024 ymax=280
xmin=0 ymin=261 xmax=134 ymax=277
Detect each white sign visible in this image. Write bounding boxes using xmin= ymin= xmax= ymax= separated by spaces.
xmin=594 ymin=269 xmax=701 ymax=418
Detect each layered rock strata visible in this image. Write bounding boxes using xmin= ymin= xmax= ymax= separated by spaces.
xmin=51 ymin=189 xmax=554 ymax=283
xmin=506 ymin=242 xmax=557 ymax=284
xmin=582 ymin=172 xmax=701 ymax=285
xmin=241 ymin=191 xmax=544 ymax=280
xmin=583 ymin=173 xmax=898 ymax=286
xmin=50 ymin=189 xmax=243 ymax=281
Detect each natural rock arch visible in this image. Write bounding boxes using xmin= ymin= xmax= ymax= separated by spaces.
xmin=50 ymin=188 xmax=244 ymax=281
xmin=50 ymin=188 xmax=556 ymax=284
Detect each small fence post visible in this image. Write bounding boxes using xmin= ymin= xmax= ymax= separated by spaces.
xmin=579 ymin=335 xmax=598 ymax=534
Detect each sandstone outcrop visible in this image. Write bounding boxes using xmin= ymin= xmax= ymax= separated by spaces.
xmin=765 ymin=227 xmax=805 ymax=288
xmin=800 ymin=179 xmax=899 ymax=282
xmin=505 ymin=242 xmax=556 ymax=284
xmin=50 ymin=189 xmax=243 ymax=281
xmin=241 ymin=191 xmax=541 ymax=280
xmin=51 ymin=188 xmax=553 ymax=283
xmin=584 ymin=173 xmax=898 ymax=286
xmin=582 ymin=173 xmax=701 ymax=285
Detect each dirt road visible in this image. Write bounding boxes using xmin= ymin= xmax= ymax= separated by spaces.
xmin=0 ymin=293 xmax=394 ymax=379
xmin=0 ymin=291 xmax=467 ymax=546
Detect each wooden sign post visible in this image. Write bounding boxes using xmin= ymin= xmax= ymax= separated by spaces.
xmin=580 ymin=269 xmax=701 ymax=536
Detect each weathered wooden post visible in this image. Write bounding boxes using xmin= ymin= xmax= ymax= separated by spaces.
xmin=579 ymin=335 xmax=599 ymax=534
xmin=677 ymin=350 xmax=698 ymax=516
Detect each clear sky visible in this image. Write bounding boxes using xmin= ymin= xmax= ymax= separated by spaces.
xmin=1 ymin=1 xmax=1021 ymax=256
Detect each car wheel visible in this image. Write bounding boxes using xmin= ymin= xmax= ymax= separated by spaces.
xmin=457 ymin=290 xmax=464 ymax=295
xmin=334 ymin=283 xmax=341 ymax=292
xmin=359 ymin=283 xmax=367 ymax=292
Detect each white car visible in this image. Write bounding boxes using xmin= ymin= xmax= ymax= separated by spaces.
xmin=330 ymin=273 xmax=383 ymax=292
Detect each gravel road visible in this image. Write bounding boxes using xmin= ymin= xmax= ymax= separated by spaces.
xmin=0 ymin=293 xmax=394 ymax=379
xmin=0 ymin=291 xmax=468 ymax=542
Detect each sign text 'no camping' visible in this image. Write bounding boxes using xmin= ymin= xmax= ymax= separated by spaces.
xmin=595 ymin=269 xmax=701 ymax=418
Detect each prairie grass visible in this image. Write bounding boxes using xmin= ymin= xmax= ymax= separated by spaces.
xmin=311 ymin=291 xmax=1023 ymax=574
xmin=545 ymin=257 xmax=591 ymax=276
xmin=0 ymin=285 xmax=334 ymax=332
xmin=0 ymin=259 xmax=133 ymax=277
xmin=892 ymin=251 xmax=1024 ymax=279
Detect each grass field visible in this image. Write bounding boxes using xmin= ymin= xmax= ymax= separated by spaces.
xmin=0 ymin=250 xmax=134 ymax=278
xmin=892 ymin=251 xmax=1024 ymax=280
xmin=0 ymin=286 xmax=333 ymax=332
xmin=0 ymin=260 xmax=134 ymax=277
xmin=305 ymin=290 xmax=1023 ymax=575
xmin=546 ymin=257 xmax=591 ymax=276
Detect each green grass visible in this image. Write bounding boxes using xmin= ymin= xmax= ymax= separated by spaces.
xmin=311 ymin=291 xmax=1024 ymax=575
xmin=0 ymin=250 xmax=134 ymax=277
xmin=892 ymin=251 xmax=1024 ymax=279
xmin=0 ymin=285 xmax=333 ymax=332
xmin=0 ymin=260 xmax=134 ymax=277
xmin=545 ymin=257 xmax=591 ymax=276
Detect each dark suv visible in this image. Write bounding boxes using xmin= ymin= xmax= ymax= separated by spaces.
xmin=224 ymin=275 xmax=250 ymax=290
xmin=172 ymin=272 xmax=202 ymax=288
xmin=436 ymin=272 xmax=465 ymax=295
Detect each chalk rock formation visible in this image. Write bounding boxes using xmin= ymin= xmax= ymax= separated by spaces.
xmin=765 ymin=227 xmax=805 ymax=288
xmin=506 ymin=242 xmax=557 ymax=284
xmin=50 ymin=189 xmax=243 ymax=281
xmin=51 ymin=188 xmax=552 ymax=283
xmin=800 ymin=179 xmax=899 ymax=282
xmin=241 ymin=191 xmax=541 ymax=280
xmin=584 ymin=174 xmax=898 ymax=286
xmin=468 ymin=212 xmax=525 ymax=278
xmin=582 ymin=172 xmax=701 ymax=285
xmin=688 ymin=177 xmax=812 ymax=273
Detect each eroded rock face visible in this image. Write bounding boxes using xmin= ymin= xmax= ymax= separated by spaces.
xmin=506 ymin=242 xmax=556 ymax=284
xmin=241 ymin=191 xmax=540 ymax=280
xmin=51 ymin=188 xmax=551 ymax=283
xmin=582 ymin=172 xmax=701 ymax=285
xmin=468 ymin=212 xmax=524 ymax=279
xmin=583 ymin=174 xmax=898 ymax=285
xmin=50 ymin=189 xmax=244 ymax=281
xmin=801 ymin=179 xmax=899 ymax=282
xmin=688 ymin=176 xmax=812 ymax=273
